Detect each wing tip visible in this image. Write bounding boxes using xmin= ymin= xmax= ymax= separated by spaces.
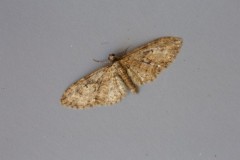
xmin=160 ymin=36 xmax=183 ymax=44
xmin=173 ymin=37 xmax=183 ymax=46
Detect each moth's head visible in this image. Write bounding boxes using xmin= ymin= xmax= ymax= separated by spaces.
xmin=108 ymin=53 xmax=118 ymax=62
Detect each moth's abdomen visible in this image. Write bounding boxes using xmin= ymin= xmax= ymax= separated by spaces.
xmin=113 ymin=62 xmax=138 ymax=93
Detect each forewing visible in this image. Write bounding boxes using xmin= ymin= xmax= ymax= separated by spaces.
xmin=120 ymin=37 xmax=183 ymax=85
xmin=61 ymin=66 xmax=128 ymax=109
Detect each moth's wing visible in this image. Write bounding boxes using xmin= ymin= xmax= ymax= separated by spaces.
xmin=120 ymin=37 xmax=183 ymax=86
xmin=61 ymin=66 xmax=128 ymax=109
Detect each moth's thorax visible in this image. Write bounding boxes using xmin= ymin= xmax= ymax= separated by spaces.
xmin=113 ymin=61 xmax=138 ymax=93
xmin=108 ymin=54 xmax=119 ymax=63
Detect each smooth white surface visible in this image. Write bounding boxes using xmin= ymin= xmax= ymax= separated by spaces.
xmin=1 ymin=0 xmax=240 ymax=160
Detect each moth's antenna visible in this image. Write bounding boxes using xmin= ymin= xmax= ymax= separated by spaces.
xmin=118 ymin=47 xmax=129 ymax=56
xmin=93 ymin=47 xmax=129 ymax=63
xmin=93 ymin=59 xmax=109 ymax=63
xmin=124 ymin=47 xmax=129 ymax=53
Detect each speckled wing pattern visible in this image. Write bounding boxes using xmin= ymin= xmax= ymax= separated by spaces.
xmin=61 ymin=37 xmax=183 ymax=109
xmin=120 ymin=37 xmax=183 ymax=86
xmin=61 ymin=67 xmax=128 ymax=109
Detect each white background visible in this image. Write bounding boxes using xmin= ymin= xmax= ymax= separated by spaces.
xmin=1 ymin=0 xmax=240 ymax=160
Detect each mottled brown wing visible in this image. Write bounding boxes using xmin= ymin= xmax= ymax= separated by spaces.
xmin=61 ymin=66 xmax=128 ymax=109
xmin=120 ymin=37 xmax=183 ymax=86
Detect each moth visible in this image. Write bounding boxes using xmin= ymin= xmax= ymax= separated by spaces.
xmin=61 ymin=37 xmax=183 ymax=109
